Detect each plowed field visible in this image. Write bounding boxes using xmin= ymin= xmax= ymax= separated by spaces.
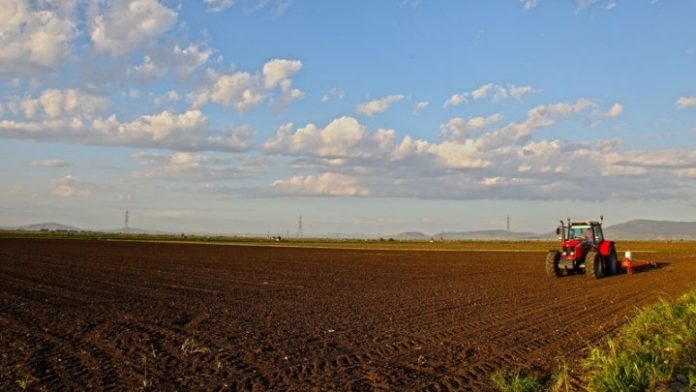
xmin=1 ymin=239 xmax=695 ymax=391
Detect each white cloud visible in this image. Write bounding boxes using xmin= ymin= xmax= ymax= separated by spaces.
xmin=8 ymin=89 xmax=108 ymax=119
xmin=31 ymin=159 xmax=72 ymax=168
xmin=521 ymin=0 xmax=538 ymax=9
xmin=413 ymin=101 xmax=429 ymax=114
xmin=472 ymin=83 xmax=494 ymax=100
xmin=443 ymin=92 xmax=468 ymax=108
xmin=260 ymin=97 xmax=696 ymax=201
xmin=0 ymin=0 xmax=77 ymax=76
xmin=50 ymin=175 xmax=92 ymax=197
xmin=263 ymin=59 xmax=303 ymax=89
xmin=172 ymin=43 xmax=212 ymax=76
xmin=40 ymin=89 xmax=108 ymax=118
xmin=275 ymin=79 xmax=305 ymax=112
xmin=469 ymin=83 xmax=535 ymax=102
xmin=445 ymin=83 xmax=534 ymax=107
xmin=131 ymin=151 xmax=253 ymax=180
xmin=192 ymin=58 xmax=303 ymax=113
xmin=154 ymin=90 xmax=182 ymax=107
xmin=204 ymin=0 xmax=235 ymax=13
xmin=130 ymin=42 xmax=212 ymax=82
xmin=676 ymin=96 xmax=696 ymax=110
xmin=90 ymin=0 xmax=177 ymax=56
xmin=0 ymin=110 xmax=253 ymax=152
xmin=130 ymin=55 xmax=165 ymax=82
xmin=271 ymin=173 xmax=369 ymax=196
xmin=506 ymin=85 xmax=535 ymax=101
xmin=604 ymin=103 xmax=624 ymax=118
xmin=441 ymin=113 xmax=502 ymax=140
xmin=321 ymin=88 xmax=345 ymax=103
xmin=356 ymin=94 xmax=404 ymax=116
xmin=265 ymin=116 xmax=395 ymax=158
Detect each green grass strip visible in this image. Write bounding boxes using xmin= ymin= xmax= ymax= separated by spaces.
xmin=582 ymin=289 xmax=696 ymax=391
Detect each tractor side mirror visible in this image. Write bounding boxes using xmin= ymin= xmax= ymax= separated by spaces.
xmin=555 ymin=227 xmax=561 ymax=235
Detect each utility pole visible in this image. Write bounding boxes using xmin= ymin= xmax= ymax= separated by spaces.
xmin=124 ymin=210 xmax=129 ymax=233
xmin=506 ymin=215 xmax=510 ymax=232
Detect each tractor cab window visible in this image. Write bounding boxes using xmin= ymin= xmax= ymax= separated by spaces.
xmin=592 ymin=225 xmax=604 ymax=242
xmin=569 ymin=225 xmax=591 ymax=240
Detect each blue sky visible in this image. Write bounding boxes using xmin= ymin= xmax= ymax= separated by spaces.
xmin=1 ymin=0 xmax=695 ymax=235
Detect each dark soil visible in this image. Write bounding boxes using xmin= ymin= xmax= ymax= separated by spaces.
xmin=1 ymin=239 xmax=694 ymax=391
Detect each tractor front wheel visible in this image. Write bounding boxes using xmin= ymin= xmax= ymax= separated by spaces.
xmin=586 ymin=250 xmax=603 ymax=279
xmin=546 ymin=251 xmax=561 ymax=278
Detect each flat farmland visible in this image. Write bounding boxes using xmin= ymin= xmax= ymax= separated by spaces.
xmin=1 ymin=239 xmax=695 ymax=391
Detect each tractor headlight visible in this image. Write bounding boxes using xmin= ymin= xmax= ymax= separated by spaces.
xmin=570 ymin=251 xmax=575 ymax=256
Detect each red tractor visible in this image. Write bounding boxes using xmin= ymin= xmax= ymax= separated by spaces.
xmin=546 ymin=217 xmax=618 ymax=279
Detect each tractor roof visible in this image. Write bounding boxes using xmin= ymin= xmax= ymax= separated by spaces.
xmin=570 ymin=221 xmax=600 ymax=226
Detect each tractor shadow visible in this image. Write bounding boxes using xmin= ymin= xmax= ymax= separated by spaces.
xmin=557 ymin=262 xmax=670 ymax=279
xmin=616 ymin=261 xmax=670 ymax=276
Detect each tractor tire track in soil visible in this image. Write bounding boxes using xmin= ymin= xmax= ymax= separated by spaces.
xmin=1 ymin=239 xmax=695 ymax=391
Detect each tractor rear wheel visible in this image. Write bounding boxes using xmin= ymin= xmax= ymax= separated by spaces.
xmin=586 ymin=250 xmax=603 ymax=279
xmin=546 ymin=251 xmax=561 ymax=278
xmin=605 ymin=246 xmax=618 ymax=276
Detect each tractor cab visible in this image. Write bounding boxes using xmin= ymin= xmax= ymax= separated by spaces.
xmin=566 ymin=221 xmax=604 ymax=244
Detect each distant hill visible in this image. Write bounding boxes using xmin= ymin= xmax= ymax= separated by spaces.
xmin=13 ymin=222 xmax=81 ymax=231
xmin=605 ymin=219 xmax=696 ymax=240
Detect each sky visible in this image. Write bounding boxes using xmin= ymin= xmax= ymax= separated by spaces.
xmin=1 ymin=0 xmax=695 ymax=235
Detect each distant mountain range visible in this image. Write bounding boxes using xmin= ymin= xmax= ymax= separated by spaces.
xmin=7 ymin=222 xmax=81 ymax=232
xmin=393 ymin=220 xmax=696 ymax=241
xmin=604 ymin=220 xmax=696 ymax=240
xmin=3 ymin=219 xmax=696 ymax=240
xmin=1 ymin=222 xmax=163 ymax=234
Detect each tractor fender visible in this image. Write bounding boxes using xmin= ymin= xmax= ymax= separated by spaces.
xmin=598 ymin=240 xmax=615 ymax=257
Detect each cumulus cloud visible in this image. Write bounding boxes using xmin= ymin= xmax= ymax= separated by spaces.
xmin=130 ymin=55 xmax=165 ymax=82
xmin=90 ymin=0 xmax=177 ymax=56
xmin=172 ymin=43 xmax=212 ymax=77
xmin=50 ymin=175 xmax=92 ymax=197
xmin=0 ymin=109 xmax=253 ymax=152
xmin=130 ymin=42 xmax=212 ymax=82
xmin=413 ymin=101 xmax=429 ymax=114
xmin=356 ymin=95 xmax=404 ymax=116
xmin=191 ymin=58 xmax=303 ymax=113
xmin=604 ymin=103 xmax=624 ymax=118
xmin=0 ymin=0 xmax=77 ymax=76
xmin=6 ymin=89 xmax=108 ymax=120
xmin=31 ymin=159 xmax=72 ymax=168
xmin=264 ymin=116 xmax=404 ymax=160
xmin=271 ymin=173 xmax=369 ymax=196
xmin=441 ymin=113 xmax=502 ymax=140
xmin=676 ymin=96 xmax=696 ymax=110
xmin=260 ymin=98 xmax=679 ymax=200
